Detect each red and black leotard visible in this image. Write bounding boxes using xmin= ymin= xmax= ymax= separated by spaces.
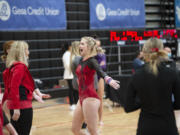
xmin=76 ymin=57 xmax=107 ymax=105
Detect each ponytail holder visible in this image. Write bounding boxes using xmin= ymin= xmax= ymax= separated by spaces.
xmin=151 ymin=48 xmax=159 ymax=52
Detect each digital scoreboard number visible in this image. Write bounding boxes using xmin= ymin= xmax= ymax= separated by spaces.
xmin=110 ymin=29 xmax=178 ymax=42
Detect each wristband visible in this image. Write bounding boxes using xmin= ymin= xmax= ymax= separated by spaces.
xmin=107 ymin=78 xmax=112 ymax=84
xmin=105 ymin=76 xmax=112 ymax=84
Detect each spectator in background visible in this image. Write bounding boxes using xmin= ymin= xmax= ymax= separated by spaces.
xmin=94 ymin=38 xmax=106 ymax=125
xmin=164 ymin=47 xmax=172 ymax=58
xmin=164 ymin=47 xmax=180 ymax=130
xmin=132 ymin=51 xmax=144 ymax=73
xmin=62 ymin=43 xmax=77 ymax=110
xmin=70 ymin=41 xmax=80 ymax=105
xmin=163 ymin=47 xmax=176 ymax=68
xmin=124 ymin=38 xmax=180 ymax=135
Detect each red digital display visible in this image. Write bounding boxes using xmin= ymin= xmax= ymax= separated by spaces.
xmin=110 ymin=29 xmax=178 ymax=42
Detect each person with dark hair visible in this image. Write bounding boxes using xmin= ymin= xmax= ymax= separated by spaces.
xmin=1 ymin=40 xmax=14 ymax=62
xmin=163 ymin=47 xmax=176 ymax=70
xmin=164 ymin=47 xmax=180 ymax=129
xmin=132 ymin=51 xmax=144 ymax=73
xmin=124 ymin=38 xmax=180 ymax=135
xmin=164 ymin=47 xmax=172 ymax=58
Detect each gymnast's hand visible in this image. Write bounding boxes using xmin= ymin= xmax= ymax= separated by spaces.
xmin=34 ymin=93 xmax=44 ymax=103
xmin=109 ymin=79 xmax=120 ymax=90
xmin=40 ymin=93 xmax=51 ymax=99
xmin=33 ymin=88 xmax=51 ymax=103
xmin=12 ymin=109 xmax=20 ymax=121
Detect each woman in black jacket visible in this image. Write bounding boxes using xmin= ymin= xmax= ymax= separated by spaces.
xmin=124 ymin=37 xmax=180 ymax=135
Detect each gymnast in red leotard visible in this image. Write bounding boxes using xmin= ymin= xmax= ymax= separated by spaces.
xmin=76 ymin=56 xmax=105 ymax=106
xmin=71 ymin=36 xmax=120 ymax=135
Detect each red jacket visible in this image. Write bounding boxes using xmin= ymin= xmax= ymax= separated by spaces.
xmin=2 ymin=62 xmax=34 ymax=109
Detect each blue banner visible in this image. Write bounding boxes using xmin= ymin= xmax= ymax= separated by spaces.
xmin=90 ymin=0 xmax=145 ymax=29
xmin=175 ymin=0 xmax=180 ymax=28
xmin=0 ymin=0 xmax=66 ymax=31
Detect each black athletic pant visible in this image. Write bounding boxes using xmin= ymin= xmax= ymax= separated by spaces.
xmin=67 ymin=79 xmax=79 ymax=105
xmin=10 ymin=108 xmax=33 ymax=135
xmin=74 ymin=90 xmax=79 ymax=104
xmin=3 ymin=111 xmax=9 ymax=126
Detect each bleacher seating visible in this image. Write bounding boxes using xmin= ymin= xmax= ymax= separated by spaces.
xmin=0 ymin=0 xmax=176 ymax=99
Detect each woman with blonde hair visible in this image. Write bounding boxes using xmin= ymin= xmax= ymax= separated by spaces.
xmin=124 ymin=37 xmax=180 ymax=135
xmin=2 ymin=41 xmax=34 ymax=135
xmin=1 ymin=40 xmax=50 ymax=135
xmin=70 ymin=41 xmax=80 ymax=104
xmin=2 ymin=40 xmax=50 ymax=103
xmin=71 ymin=36 xmax=120 ymax=135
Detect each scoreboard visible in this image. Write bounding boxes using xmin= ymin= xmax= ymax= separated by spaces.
xmin=109 ymin=29 xmax=180 ymax=59
xmin=110 ymin=29 xmax=178 ymax=42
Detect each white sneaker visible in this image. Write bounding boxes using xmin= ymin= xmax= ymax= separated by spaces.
xmin=85 ymin=127 xmax=100 ymax=135
xmin=70 ymin=104 xmax=76 ymax=111
xmin=84 ymin=128 xmax=90 ymax=135
xmin=99 ymin=121 xmax=104 ymax=126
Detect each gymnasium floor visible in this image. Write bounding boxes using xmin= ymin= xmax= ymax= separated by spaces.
xmin=3 ymin=98 xmax=180 ymax=135
xmin=30 ymin=98 xmax=139 ymax=135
